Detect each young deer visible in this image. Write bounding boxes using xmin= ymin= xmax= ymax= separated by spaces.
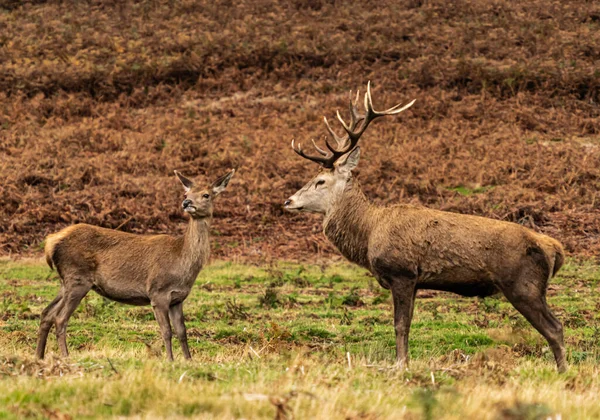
xmin=36 ymin=169 xmax=235 ymax=361
xmin=284 ymin=83 xmax=567 ymax=372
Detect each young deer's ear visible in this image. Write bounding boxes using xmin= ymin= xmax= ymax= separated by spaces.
xmin=336 ymin=147 xmax=360 ymax=174
xmin=211 ymin=169 xmax=235 ymax=196
xmin=174 ymin=170 xmax=194 ymax=192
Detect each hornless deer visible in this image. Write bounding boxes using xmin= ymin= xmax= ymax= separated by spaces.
xmin=36 ymin=169 xmax=235 ymax=361
xmin=284 ymin=82 xmax=567 ymax=372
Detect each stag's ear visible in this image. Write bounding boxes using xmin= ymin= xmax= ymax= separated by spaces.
xmin=336 ymin=147 xmax=360 ymax=174
xmin=174 ymin=170 xmax=194 ymax=192
xmin=211 ymin=169 xmax=235 ymax=196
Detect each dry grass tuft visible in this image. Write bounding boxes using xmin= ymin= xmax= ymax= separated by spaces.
xmin=0 ymin=354 xmax=84 ymax=378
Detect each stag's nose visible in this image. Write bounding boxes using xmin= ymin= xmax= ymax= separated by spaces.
xmin=182 ymin=199 xmax=193 ymax=209
xmin=284 ymin=199 xmax=292 ymax=207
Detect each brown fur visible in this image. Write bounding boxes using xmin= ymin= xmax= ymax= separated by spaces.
xmin=36 ymin=170 xmax=234 ymax=361
xmin=322 ymin=180 xmax=567 ymax=371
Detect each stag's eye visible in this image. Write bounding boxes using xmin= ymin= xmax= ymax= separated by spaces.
xmin=315 ymin=180 xmax=326 ymax=188
xmin=202 ymin=193 xmax=210 ymax=199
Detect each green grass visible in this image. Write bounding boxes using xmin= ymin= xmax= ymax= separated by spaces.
xmin=0 ymin=258 xmax=599 ymax=419
xmin=447 ymin=185 xmax=494 ymax=196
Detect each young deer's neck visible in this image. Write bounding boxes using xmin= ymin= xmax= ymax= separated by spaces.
xmin=323 ymin=181 xmax=375 ymax=270
xmin=182 ymin=217 xmax=211 ymax=269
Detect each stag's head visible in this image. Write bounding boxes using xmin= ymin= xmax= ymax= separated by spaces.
xmin=175 ymin=169 xmax=235 ymax=219
xmin=284 ymin=82 xmax=414 ymax=215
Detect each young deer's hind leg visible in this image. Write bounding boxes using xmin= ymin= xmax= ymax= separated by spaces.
xmin=502 ymin=269 xmax=567 ymax=372
xmin=55 ymin=281 xmax=92 ymax=357
xmin=169 ymin=302 xmax=191 ymax=360
xmin=36 ymin=293 xmax=64 ymax=359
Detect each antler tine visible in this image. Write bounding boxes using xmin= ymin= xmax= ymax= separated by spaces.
xmin=291 ymin=139 xmax=332 ymax=167
xmin=323 ymin=116 xmax=347 ymax=150
xmin=383 ymin=99 xmax=417 ymax=115
xmin=365 ymin=80 xmax=374 ymax=117
xmin=311 ymin=139 xmax=328 ymax=156
xmin=349 ymin=89 xmax=364 ymax=128
xmin=366 ymin=80 xmax=416 ymax=117
xmin=335 ymin=110 xmax=351 ymax=136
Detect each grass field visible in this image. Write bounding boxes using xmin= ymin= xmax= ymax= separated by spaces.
xmin=1 ymin=258 xmax=599 ymax=419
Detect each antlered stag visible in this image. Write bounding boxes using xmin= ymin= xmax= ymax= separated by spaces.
xmin=284 ymin=83 xmax=567 ymax=372
xmin=36 ymin=170 xmax=235 ymax=361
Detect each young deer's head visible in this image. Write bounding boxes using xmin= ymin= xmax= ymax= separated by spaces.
xmin=284 ymin=82 xmax=415 ymax=215
xmin=175 ymin=170 xmax=235 ymax=219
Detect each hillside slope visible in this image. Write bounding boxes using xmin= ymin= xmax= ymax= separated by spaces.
xmin=1 ymin=0 xmax=599 ymax=259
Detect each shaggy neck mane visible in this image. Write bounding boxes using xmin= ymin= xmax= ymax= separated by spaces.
xmin=323 ymin=180 xmax=376 ymax=270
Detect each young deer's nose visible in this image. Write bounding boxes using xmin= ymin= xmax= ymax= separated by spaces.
xmin=284 ymin=199 xmax=292 ymax=207
xmin=182 ymin=199 xmax=193 ymax=208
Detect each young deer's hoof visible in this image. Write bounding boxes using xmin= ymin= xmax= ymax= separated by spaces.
xmin=392 ymin=359 xmax=409 ymax=371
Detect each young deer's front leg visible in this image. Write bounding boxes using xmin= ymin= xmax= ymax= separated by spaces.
xmin=389 ymin=278 xmax=417 ymax=368
xmin=169 ymin=302 xmax=191 ymax=360
xmin=152 ymin=300 xmax=174 ymax=361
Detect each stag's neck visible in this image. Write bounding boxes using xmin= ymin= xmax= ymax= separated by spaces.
xmin=323 ymin=181 xmax=376 ymax=270
xmin=181 ymin=217 xmax=211 ymax=271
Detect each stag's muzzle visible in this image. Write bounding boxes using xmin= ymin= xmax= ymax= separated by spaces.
xmin=284 ymin=198 xmax=303 ymax=212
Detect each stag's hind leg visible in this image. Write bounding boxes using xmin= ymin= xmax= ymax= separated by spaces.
xmin=54 ymin=281 xmax=92 ymax=357
xmin=36 ymin=293 xmax=64 ymax=359
xmin=501 ymin=268 xmax=567 ymax=372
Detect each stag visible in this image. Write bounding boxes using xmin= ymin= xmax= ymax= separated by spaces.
xmin=36 ymin=170 xmax=235 ymax=361
xmin=284 ymin=82 xmax=566 ymax=372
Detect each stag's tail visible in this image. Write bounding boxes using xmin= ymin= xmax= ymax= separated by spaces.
xmin=550 ymin=240 xmax=565 ymax=278
xmin=527 ymin=231 xmax=565 ymax=285
xmin=537 ymin=236 xmax=565 ymax=281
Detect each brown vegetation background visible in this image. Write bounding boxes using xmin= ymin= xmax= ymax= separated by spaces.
xmin=0 ymin=0 xmax=599 ymax=261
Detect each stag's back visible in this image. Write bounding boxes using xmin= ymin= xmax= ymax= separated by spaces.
xmin=369 ymin=205 xmax=564 ymax=283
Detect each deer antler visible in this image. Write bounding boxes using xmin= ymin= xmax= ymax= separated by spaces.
xmin=291 ymin=81 xmax=415 ymax=168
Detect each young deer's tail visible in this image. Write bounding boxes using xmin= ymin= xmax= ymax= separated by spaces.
xmin=44 ymin=229 xmax=71 ymax=270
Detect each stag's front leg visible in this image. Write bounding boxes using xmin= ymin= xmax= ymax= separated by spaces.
xmin=389 ymin=278 xmax=417 ymax=369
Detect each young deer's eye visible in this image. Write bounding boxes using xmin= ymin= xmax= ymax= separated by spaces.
xmin=202 ymin=193 xmax=210 ymax=199
xmin=315 ymin=180 xmax=326 ymax=187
